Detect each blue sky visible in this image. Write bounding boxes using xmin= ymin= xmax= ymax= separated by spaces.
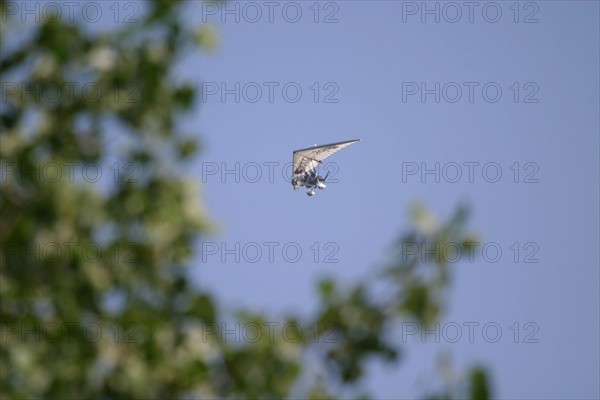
xmin=174 ymin=1 xmax=600 ymax=398
xmin=1 ymin=0 xmax=598 ymax=398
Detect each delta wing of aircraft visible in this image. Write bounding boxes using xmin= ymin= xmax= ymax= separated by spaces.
xmin=291 ymin=139 xmax=360 ymax=196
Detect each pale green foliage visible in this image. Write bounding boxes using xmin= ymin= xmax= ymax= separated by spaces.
xmin=0 ymin=1 xmax=490 ymax=398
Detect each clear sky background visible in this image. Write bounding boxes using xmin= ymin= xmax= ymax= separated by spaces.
xmin=162 ymin=1 xmax=597 ymax=398
xmin=2 ymin=0 xmax=598 ymax=398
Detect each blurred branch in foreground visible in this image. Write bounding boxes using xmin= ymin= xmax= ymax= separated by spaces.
xmin=1 ymin=1 xmax=490 ymax=398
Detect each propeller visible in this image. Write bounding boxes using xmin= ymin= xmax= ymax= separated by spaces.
xmin=316 ymin=170 xmax=329 ymax=189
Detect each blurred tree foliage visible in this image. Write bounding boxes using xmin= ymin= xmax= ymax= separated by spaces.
xmin=0 ymin=1 xmax=491 ymax=398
